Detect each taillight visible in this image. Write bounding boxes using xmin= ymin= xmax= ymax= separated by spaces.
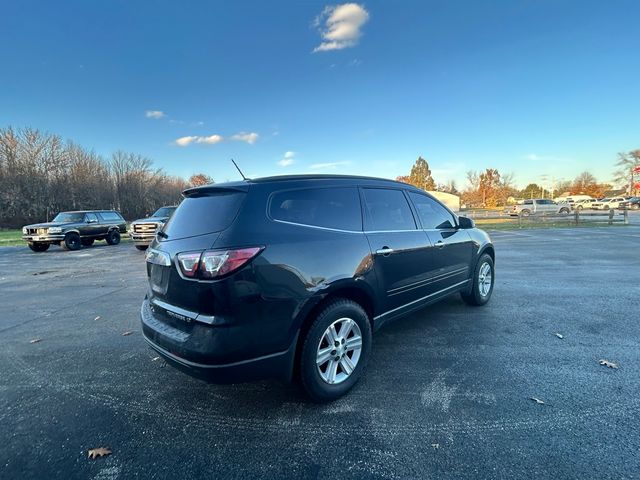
xmin=176 ymin=247 xmax=262 ymax=279
xmin=176 ymin=252 xmax=202 ymax=277
xmin=200 ymin=247 xmax=262 ymax=278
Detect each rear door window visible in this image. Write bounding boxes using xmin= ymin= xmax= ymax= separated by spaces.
xmin=362 ymin=188 xmax=416 ymax=231
xmin=85 ymin=213 xmax=98 ymax=223
xmin=161 ymin=191 xmax=246 ymax=239
xmin=269 ymin=187 xmax=362 ymax=231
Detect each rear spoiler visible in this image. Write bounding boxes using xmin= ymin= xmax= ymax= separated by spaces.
xmin=182 ymin=183 xmax=250 ymax=198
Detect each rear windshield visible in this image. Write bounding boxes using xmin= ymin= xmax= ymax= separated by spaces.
xmin=160 ymin=192 xmax=245 ymax=239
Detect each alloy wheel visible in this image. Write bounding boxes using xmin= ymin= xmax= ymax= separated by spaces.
xmin=316 ymin=317 xmax=362 ymax=385
xmin=478 ymin=262 xmax=493 ymax=297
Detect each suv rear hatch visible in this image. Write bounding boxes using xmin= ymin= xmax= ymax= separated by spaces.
xmin=146 ymin=184 xmax=249 ymax=312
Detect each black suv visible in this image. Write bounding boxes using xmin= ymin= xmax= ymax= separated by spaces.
xmin=141 ymin=175 xmax=495 ymax=401
xmin=22 ymin=210 xmax=127 ymax=252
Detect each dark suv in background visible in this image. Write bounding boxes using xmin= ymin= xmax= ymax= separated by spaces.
xmin=141 ymin=175 xmax=495 ymax=401
xmin=22 ymin=210 xmax=127 ymax=252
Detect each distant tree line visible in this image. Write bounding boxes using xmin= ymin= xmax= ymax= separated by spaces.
xmin=396 ymin=152 xmax=640 ymax=209
xmin=0 ymin=126 xmax=212 ymax=228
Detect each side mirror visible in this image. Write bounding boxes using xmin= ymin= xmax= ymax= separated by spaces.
xmin=457 ymin=216 xmax=475 ymax=229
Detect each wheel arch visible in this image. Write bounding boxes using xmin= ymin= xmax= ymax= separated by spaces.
xmin=290 ymin=282 xmax=377 ymax=381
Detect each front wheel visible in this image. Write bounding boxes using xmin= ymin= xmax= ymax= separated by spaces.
xmin=135 ymin=245 xmax=148 ymax=251
xmin=559 ymin=208 xmax=570 ymax=214
xmin=28 ymin=242 xmax=50 ymax=252
xmin=106 ymin=230 xmax=121 ymax=245
xmin=299 ymin=299 xmax=372 ymax=402
xmin=461 ymin=253 xmax=495 ymax=306
xmin=62 ymin=232 xmax=81 ymax=251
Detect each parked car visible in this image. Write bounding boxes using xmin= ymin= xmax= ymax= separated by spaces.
xmin=591 ymin=197 xmax=627 ymax=210
xmin=618 ymin=197 xmax=640 ymax=210
xmin=22 ymin=210 xmax=127 ymax=252
xmin=507 ymin=198 xmax=571 ymax=217
xmin=130 ymin=206 xmax=177 ymax=251
xmin=564 ymin=195 xmax=593 ymax=207
xmin=141 ymin=175 xmax=495 ymax=401
xmin=573 ymin=198 xmax=599 ymax=210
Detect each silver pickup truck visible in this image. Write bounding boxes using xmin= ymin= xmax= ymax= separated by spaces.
xmin=130 ymin=206 xmax=177 ymax=250
xmin=506 ymin=199 xmax=571 ymax=217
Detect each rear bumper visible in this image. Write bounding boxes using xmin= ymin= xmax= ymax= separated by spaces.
xmin=140 ymin=299 xmax=298 ymax=383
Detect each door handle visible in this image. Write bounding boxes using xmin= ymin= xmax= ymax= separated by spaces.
xmin=376 ymin=247 xmax=394 ymax=256
xmin=435 ymin=240 xmax=445 ymax=249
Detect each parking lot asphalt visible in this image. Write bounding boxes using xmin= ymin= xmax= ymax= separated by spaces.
xmin=1 ymin=224 xmax=640 ymax=479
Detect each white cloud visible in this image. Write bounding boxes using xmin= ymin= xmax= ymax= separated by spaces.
xmin=174 ymin=134 xmax=223 ymax=147
xmin=310 ymin=161 xmax=350 ymax=170
xmin=145 ymin=110 xmax=166 ymax=119
xmin=278 ymin=151 xmax=296 ymax=167
xmin=231 ymin=132 xmax=259 ymax=144
xmin=526 ymin=153 xmax=540 ymax=161
xmin=196 ymin=134 xmax=224 ymax=144
xmin=313 ymin=3 xmax=370 ymax=52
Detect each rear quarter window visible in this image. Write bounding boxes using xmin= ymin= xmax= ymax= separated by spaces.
xmin=269 ymin=187 xmax=362 ymax=231
xmin=99 ymin=212 xmax=123 ymax=221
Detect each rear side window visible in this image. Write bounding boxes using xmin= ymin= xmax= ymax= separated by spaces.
xmin=161 ymin=192 xmax=245 ymax=239
xmin=362 ymin=188 xmax=416 ymax=231
xmin=269 ymin=187 xmax=362 ymax=231
xmin=99 ymin=212 xmax=123 ymax=221
xmin=524 ymin=200 xmax=533 ymax=205
xmin=85 ymin=213 xmax=98 ymax=222
xmin=408 ymin=192 xmax=456 ymax=229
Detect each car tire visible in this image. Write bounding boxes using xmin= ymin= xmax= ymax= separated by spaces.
xmin=461 ymin=253 xmax=495 ymax=306
xmin=299 ymin=299 xmax=372 ymax=402
xmin=28 ymin=242 xmax=50 ymax=252
xmin=559 ymin=208 xmax=570 ymax=214
xmin=81 ymin=238 xmax=95 ymax=247
xmin=520 ymin=209 xmax=531 ymax=217
xmin=135 ymin=245 xmax=148 ymax=251
xmin=632 ymin=204 xmax=640 ymax=210
xmin=106 ymin=230 xmax=121 ymax=245
xmin=62 ymin=233 xmax=81 ymax=251
xmin=577 ymin=205 xmax=583 ymax=210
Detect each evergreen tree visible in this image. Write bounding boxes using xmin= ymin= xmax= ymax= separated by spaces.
xmin=408 ymin=156 xmax=436 ymax=191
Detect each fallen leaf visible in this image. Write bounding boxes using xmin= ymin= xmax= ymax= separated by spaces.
xmin=151 ymin=356 xmax=160 ymax=362
xmin=121 ymin=331 xmax=133 ymax=336
xmin=554 ymin=333 xmax=564 ymax=339
xmin=530 ymin=397 xmax=545 ymax=405
xmin=87 ymin=447 xmax=112 ymax=459
xmin=29 ymin=338 xmax=42 ymax=344
xmin=599 ymin=359 xmax=618 ymax=369
xmin=94 ymin=316 xmax=101 ymax=321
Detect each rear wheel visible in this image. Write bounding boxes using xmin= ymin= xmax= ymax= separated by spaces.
xmin=299 ymin=299 xmax=371 ymax=402
xmin=520 ymin=209 xmax=531 ymax=217
xmin=135 ymin=245 xmax=148 ymax=251
xmin=461 ymin=253 xmax=495 ymax=306
xmin=559 ymin=207 xmax=570 ymax=214
xmin=81 ymin=238 xmax=94 ymax=247
xmin=106 ymin=230 xmax=121 ymax=245
xmin=28 ymin=242 xmax=49 ymax=252
xmin=62 ymin=232 xmax=81 ymax=251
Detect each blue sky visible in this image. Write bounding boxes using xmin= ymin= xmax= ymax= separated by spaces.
xmin=1 ymin=0 xmax=639 ymax=189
